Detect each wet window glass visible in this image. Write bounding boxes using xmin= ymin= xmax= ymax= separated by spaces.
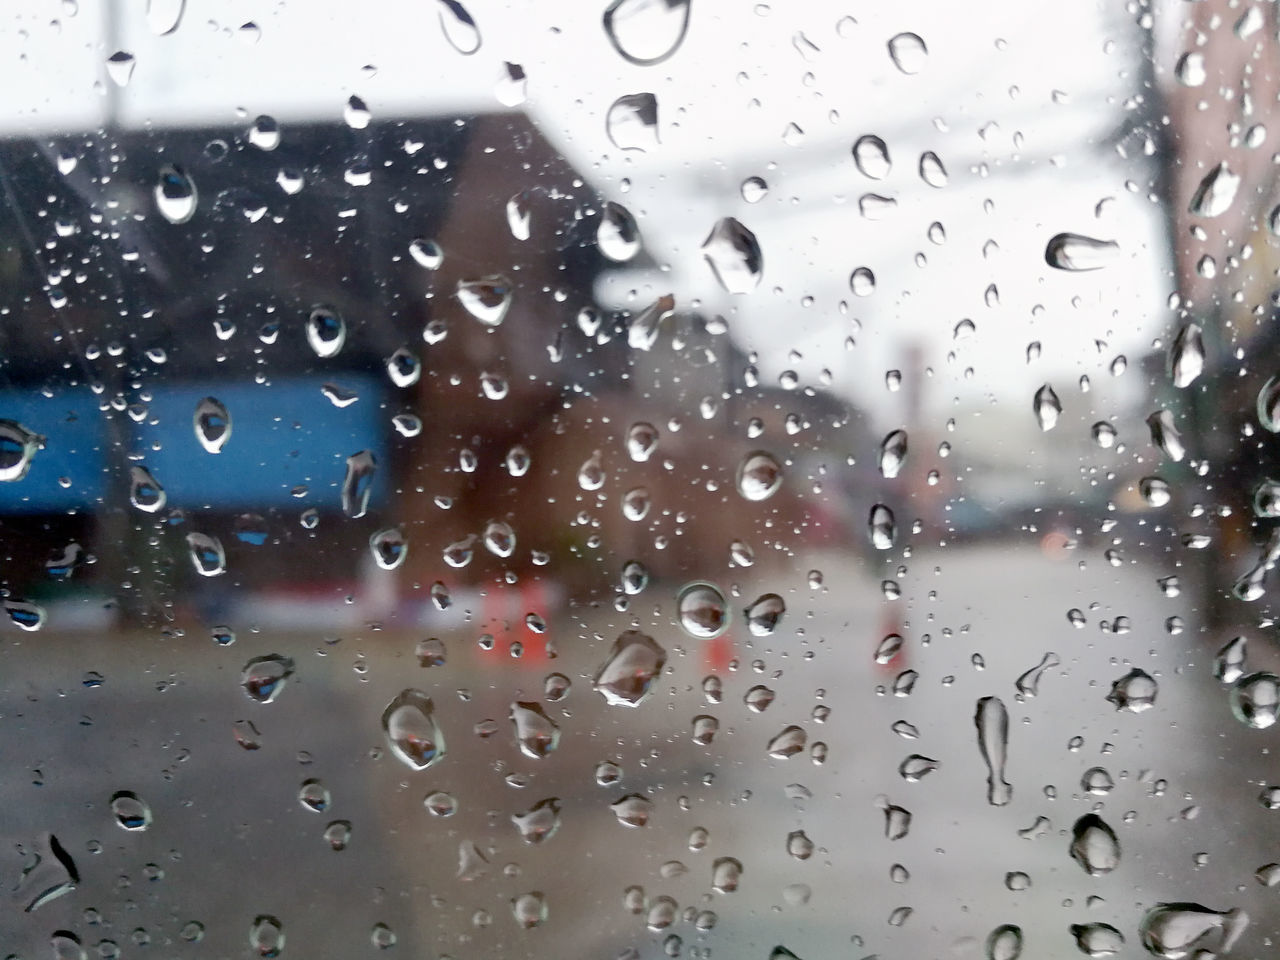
xmin=2 ymin=0 xmax=1279 ymax=958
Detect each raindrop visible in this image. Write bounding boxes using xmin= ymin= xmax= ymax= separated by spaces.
xmin=744 ymin=593 xmax=785 ymax=636
xmin=767 ymin=725 xmax=807 ymax=759
xmin=711 ymin=857 xmax=742 ymax=893
xmin=881 ymin=799 xmax=912 ymax=840
xmin=386 ymin=347 xmax=421 ymax=388
xmin=598 ymin=201 xmax=641 ymax=261
xmin=1092 ymin=422 xmax=1117 ymax=448
xmin=298 ymin=779 xmax=330 ymax=813
xmin=424 ymin=790 xmax=456 ymax=816
xmin=5 ymin=599 xmax=45 ymax=631
xmin=482 ymin=520 xmax=516 ymax=557
xmin=392 ymin=413 xmax=422 ymax=437
xmin=146 ymin=0 xmax=185 ymax=35
xmin=744 ymin=685 xmax=775 ymax=712
xmin=1070 ymin=813 xmax=1120 ymax=875
xmin=1044 ymin=233 xmax=1118 ymax=271
xmin=1071 ymin=923 xmax=1124 ymax=957
xmin=887 ymin=32 xmax=928 ymax=74
xmin=611 ymin=793 xmax=653 ymax=827
xmin=1258 ymin=376 xmax=1280 ymax=431
xmin=193 ymin=397 xmax=230 ymax=453
xmin=437 ymin=0 xmax=481 ymax=55
xmin=594 ymin=630 xmax=667 ymax=706
xmin=1214 ymin=636 xmax=1247 ymax=684
xmin=0 ymin=420 xmax=42 ymax=483
xmin=306 ymin=305 xmax=345 ymax=358
xmin=869 ymin=503 xmax=896 ymax=550
xmin=457 ymin=276 xmax=513 ymax=327
xmin=702 ymin=217 xmax=763 ymax=294
xmin=852 ymin=135 xmax=891 ymax=179
xmin=622 ymin=486 xmax=650 ymax=520
xmin=986 ymin=925 xmax=1023 ymax=960
xmin=512 ymin=797 xmax=561 ymax=844
xmin=627 ymin=293 xmax=674 ymax=350
xmin=676 ymin=582 xmax=729 ymax=639
xmin=975 ymin=696 xmax=1011 ymax=806
xmin=249 ymin=916 xmax=285 ymax=958
xmin=247 ymin=115 xmax=279 ymax=150
xmin=627 ymin=421 xmax=659 ymax=462
xmin=1140 ymin=477 xmax=1171 ymax=507
xmin=110 ymin=791 xmax=151 ymax=831
xmin=1230 ymin=673 xmax=1280 ymax=729
xmin=859 ymin=193 xmax=897 ymax=219
xmin=607 ymin=93 xmax=660 ymax=151
xmin=154 ymin=164 xmax=197 ymax=224
xmin=495 ymin=61 xmax=527 ymax=106
xmin=741 ymin=176 xmax=768 ymax=202
xmin=879 ymin=429 xmax=908 ymax=478
xmin=874 ymin=634 xmax=903 ymax=664
xmin=1138 ymin=903 xmax=1248 ymax=960
xmin=1106 ymin=668 xmax=1156 ymax=712
xmin=369 ymin=528 xmax=407 ymax=570
xmin=737 ymin=450 xmax=782 ymax=501
xmin=918 ymin=151 xmax=947 ymax=187
xmin=241 ymin=655 xmax=293 ymax=703
xmin=691 ymin=715 xmax=718 ymax=745
xmin=1082 ymin=767 xmax=1114 ymax=795
xmin=1189 ymin=162 xmax=1240 ymax=218
xmin=899 ymin=755 xmax=938 ymax=781
xmin=850 ymin=266 xmax=876 ymax=296
xmin=343 ymin=95 xmax=371 ymax=129
xmin=382 ymin=689 xmax=445 ymax=770
xmin=603 ymin=0 xmax=691 ymax=66
xmin=1168 ymin=323 xmax=1204 ymax=388
xmin=1147 ymin=409 xmax=1185 ymax=461
xmin=621 ymin=560 xmax=649 ymax=596
xmin=1174 ymin=51 xmax=1205 ymax=86
xmin=105 ymin=50 xmax=135 ymax=86
xmin=506 ymin=191 xmax=531 ymax=240
xmin=512 ymin=892 xmax=547 ymax=929
xmin=409 ymin=238 xmax=443 ymax=269
xmin=1033 ymin=384 xmax=1061 ymax=431
xmin=186 ymin=532 xmax=226 ymax=577
xmin=341 ymin=451 xmax=377 ymax=518
xmin=511 ymin=701 xmax=560 ymax=759
xmin=1254 ymin=480 xmax=1280 ymax=517
xmin=1014 ymin=652 xmax=1059 ymax=698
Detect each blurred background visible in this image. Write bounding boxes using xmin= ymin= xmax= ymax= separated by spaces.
xmin=2 ymin=0 xmax=1280 ymax=958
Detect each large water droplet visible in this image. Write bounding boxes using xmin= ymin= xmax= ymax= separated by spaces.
xmin=306 ymin=305 xmax=346 ymax=358
xmin=986 ymin=924 xmax=1023 ymax=960
xmin=106 ymin=50 xmax=136 ymax=86
xmin=456 ymin=276 xmax=512 ymax=327
xmin=594 ymin=630 xmax=667 ymax=706
xmin=975 ymin=696 xmax=1011 ymax=805
xmin=887 ymin=32 xmax=928 ymax=73
xmin=4 ymin=598 xmax=45 ymax=631
xmin=879 ymin=429 xmax=908 ymax=478
xmin=382 ymin=689 xmax=445 ymax=770
xmin=1168 ymin=323 xmax=1204 ymax=388
xmin=610 ymin=793 xmax=653 ymax=827
xmin=369 ymin=528 xmax=407 ymax=570
xmin=852 ymin=135 xmax=890 ymax=179
xmin=0 ymin=420 xmax=43 ymax=482
xmin=1147 ymin=409 xmax=1186 ymax=461
xmin=1069 ymin=813 xmax=1120 ymax=875
xmin=1257 ymin=375 xmax=1280 ymax=431
xmin=621 ymin=559 xmax=650 ymax=595
xmin=1106 ymin=668 xmax=1156 ymax=712
xmin=1189 ymin=162 xmax=1240 ymax=218
xmin=869 ymin=503 xmax=896 ymax=550
xmin=850 ymin=266 xmax=876 ymax=296
xmin=1072 ymin=924 xmax=1124 ymax=957
xmin=1044 ymin=233 xmax=1118 ymax=271
xmin=602 ymin=0 xmax=691 ymax=66
xmin=155 ymin=164 xmax=197 ymax=224
xmin=900 ymin=754 xmax=939 ymax=782
xmin=598 ymin=201 xmax=641 ymax=261
xmin=298 ymin=779 xmax=330 ymax=813
xmin=241 ymin=654 xmax=293 ymax=703
xmin=626 ymin=293 xmax=674 ymax=351
xmin=186 ymin=532 xmax=226 ymax=577
xmin=767 ymin=725 xmax=807 ymax=759
xmin=437 ymin=0 xmax=481 ymax=54
xmin=1140 ymin=476 xmax=1171 ymax=508
xmin=146 ymin=0 xmax=185 ymax=35
xmin=607 ymin=93 xmax=660 ymax=152
xmin=702 ymin=217 xmax=763 ymax=294
xmin=341 ymin=450 xmax=377 ymax=518
xmin=627 ymin=421 xmax=659 ymax=461
xmin=386 ymin=347 xmax=421 ymax=388
xmin=711 ymin=857 xmax=742 ymax=893
xmin=1139 ymin=904 xmax=1248 ymax=960
xmin=1230 ymin=672 xmax=1280 ymax=728
xmin=918 ymin=151 xmax=947 ymax=187
xmin=512 ymin=797 xmax=561 ymax=844
xmin=737 ymin=450 xmax=782 ymax=501
xmin=193 ymin=397 xmax=231 ymax=453
xmin=512 ymin=891 xmax=547 ymax=928
xmin=744 ymin=593 xmax=785 ymax=636
xmin=676 ymin=582 xmax=729 ymax=639
xmin=249 ymin=915 xmax=285 ymax=958
xmin=1014 ymin=652 xmax=1059 ymax=698
xmin=511 ymin=701 xmax=560 ymax=758
xmin=110 ymin=790 xmax=151 ymax=830
xmin=1033 ymin=383 xmax=1061 ymax=431
xmin=1174 ymin=51 xmax=1205 ymax=86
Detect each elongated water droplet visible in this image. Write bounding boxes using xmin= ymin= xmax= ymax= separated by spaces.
xmin=4 ymin=598 xmax=45 ymax=631
xmin=249 ymin=916 xmax=285 ymax=958
xmin=598 ymin=201 xmax=641 ymax=261
xmin=147 ymin=0 xmax=185 ymax=35
xmin=853 ymin=135 xmax=890 ymax=179
xmin=603 ymin=0 xmax=691 ymax=66
xmin=437 ymin=0 xmax=480 ymax=54
xmin=1015 ymin=652 xmax=1058 ymax=698
xmin=859 ymin=193 xmax=897 ymax=219
xmin=627 ymin=293 xmax=674 ymax=350
xmin=15 ymin=832 xmax=78 ymax=913
xmin=482 ymin=519 xmax=515 ymax=558
xmin=186 ymin=532 xmax=225 ymax=577
xmin=193 ymin=397 xmax=230 ymax=453
xmin=1106 ymin=668 xmax=1156 ymax=712
xmin=702 ymin=217 xmax=762 ymax=294
xmin=610 ymin=793 xmax=653 ymax=827
xmin=506 ymin=190 xmax=532 ymax=241
xmin=767 ymin=725 xmax=807 ymax=759
xmin=155 ymin=164 xmax=197 ymax=224
xmin=305 ymin=305 xmax=345 ymax=358
xmin=986 ymin=924 xmax=1023 ymax=960
xmin=975 ymin=696 xmax=1011 ymax=805
xmin=408 ymin=237 xmax=443 ymax=270
xmin=879 ymin=429 xmax=908 ymax=478
xmin=594 ymin=630 xmax=667 ymax=706
xmin=627 ymin=421 xmax=659 ymax=462
xmin=1033 ymin=384 xmax=1061 ymax=431
xmin=1069 ymin=813 xmax=1120 ymax=875
xmin=241 ymin=654 xmax=293 ymax=703
xmin=1215 ymin=636 xmax=1247 ymax=684
xmin=1147 ymin=409 xmax=1185 ymax=461
xmin=918 ymin=151 xmax=947 ymax=187
xmin=1174 ymin=51 xmax=1205 ymax=87
xmin=1254 ymin=479 xmax=1280 ymax=517
xmin=510 ymin=701 xmax=560 ymax=758
xmin=382 ymin=689 xmax=445 ymax=770
xmin=711 ymin=857 xmax=742 ymax=893
xmin=0 ymin=419 xmax=43 ymax=482
xmin=875 ymin=633 xmax=903 ymax=665
xmin=1071 ymin=923 xmax=1124 ymax=957
xmin=1189 ymin=162 xmax=1240 ymax=218
xmin=607 ymin=93 xmax=660 ymax=151
xmin=456 ymin=275 xmax=512 ymax=327
xmin=1045 ymin=233 xmax=1118 ymax=271
xmin=106 ymin=50 xmax=135 ymax=86
xmin=110 ymin=791 xmax=152 ymax=830
xmin=869 ymin=503 xmax=896 ymax=549
xmin=1230 ymin=672 xmax=1280 ymax=728
xmin=880 ymin=798 xmax=912 ymax=839
xmin=1139 ymin=903 xmax=1248 ymax=960
xmin=676 ymin=583 xmax=728 ymax=639
xmin=899 ymin=754 xmax=938 ymax=781
xmin=744 ymin=593 xmax=785 ymax=636
xmin=737 ymin=450 xmax=782 ymax=501
xmin=1168 ymin=323 xmax=1204 ymax=388
xmin=341 ymin=450 xmax=377 ymax=518
xmin=1257 ymin=375 xmax=1280 ymax=432
xmin=887 ymin=32 xmax=927 ymax=74
xmin=1140 ymin=476 xmax=1170 ymax=507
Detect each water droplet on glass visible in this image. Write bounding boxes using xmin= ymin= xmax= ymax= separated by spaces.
xmin=1106 ymin=668 xmax=1156 ymax=712
xmin=702 ymin=217 xmax=763 ymax=294
xmin=1140 ymin=476 xmax=1171 ymax=507
xmin=510 ymin=701 xmax=560 ymax=758
xmin=622 ymin=486 xmax=650 ymax=520
xmin=875 ymin=634 xmax=903 ymax=665
xmin=511 ymin=891 xmax=547 ymax=928
xmin=1257 ymin=375 xmax=1280 ymax=432
xmin=186 ymin=532 xmax=226 ymax=577
xmin=611 ymin=793 xmax=653 ymax=827
xmin=437 ymin=0 xmax=481 ymax=54
xmin=1168 ymin=323 xmax=1204 ymax=388
xmin=1092 ymin=422 xmax=1117 ymax=448
xmin=1033 ymin=384 xmax=1061 ymax=431
xmin=869 ymin=503 xmax=896 ymax=550
xmin=382 ymin=689 xmax=445 ymax=770
xmin=1189 ymin=162 xmax=1240 ymax=218
xmin=110 ymin=791 xmax=151 ymax=831
xmin=249 ymin=916 xmax=285 ymax=958
xmin=369 ymin=528 xmax=407 ymax=570
xmin=899 ymin=755 xmax=938 ymax=782
xmin=1071 ymin=923 xmax=1124 ymax=957
xmin=146 ymin=0 xmax=185 ymax=35
xmin=193 ymin=397 xmax=230 ymax=453
xmin=887 ymin=32 xmax=927 ymax=74
xmin=343 ymin=94 xmax=371 ymax=129
xmin=879 ymin=429 xmax=908 ymax=478
xmin=676 ymin=582 xmax=728 ymax=639
xmin=918 ymin=151 xmax=947 ymax=187
xmin=598 ymin=201 xmax=641 ymax=262
xmin=852 ymin=135 xmax=891 ymax=179
xmin=1215 ymin=636 xmax=1247 ymax=684
xmin=297 ymin=779 xmax=330 ymax=813
xmin=456 ymin=275 xmax=512 ymax=327
xmin=767 ymin=725 xmax=807 ymax=759
xmin=627 ymin=293 xmax=674 ymax=351
xmin=511 ymin=797 xmax=561 ymax=844
xmin=602 ymin=0 xmax=691 ymax=66
xmin=341 ymin=451 xmax=377 ymax=519
xmin=986 ymin=925 xmax=1023 ymax=960
xmin=1147 ymin=409 xmax=1185 ymax=461
xmin=1230 ymin=672 xmax=1280 ymax=728
xmin=737 ymin=450 xmax=782 ymax=501
xmin=691 ymin=715 xmax=718 ymax=745
xmin=1014 ymin=652 xmax=1058 ymax=698
xmin=1069 ymin=813 xmax=1120 ymax=875
xmin=858 ymin=193 xmax=897 ymax=219
xmin=241 ymin=655 xmax=293 ymax=703
xmin=711 ymin=857 xmax=742 ymax=893
xmin=1082 ymin=766 xmax=1114 ymax=795
xmin=1044 ymin=233 xmax=1118 ymax=271
xmin=306 ymin=305 xmax=345 ymax=358
xmin=880 ymin=798 xmax=912 ymax=840
xmin=408 ymin=237 xmax=443 ymax=270
xmin=594 ymin=630 xmax=666 ymax=706
xmin=385 ymin=347 xmax=420 ymax=388
xmin=105 ymin=50 xmax=135 ymax=86
xmin=850 ymin=266 xmax=876 ymax=296
xmin=741 ymin=176 xmax=768 ymax=202
xmin=607 ymin=93 xmax=660 ymax=151
xmin=744 ymin=593 xmax=785 ymax=636
xmin=1174 ymin=51 xmax=1205 ymax=86
xmin=975 ymin=696 xmax=1011 ymax=806
xmin=155 ymin=164 xmax=197 ymax=224
xmin=5 ymin=598 xmax=45 ymax=631
xmin=1138 ymin=903 xmax=1248 ymax=960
